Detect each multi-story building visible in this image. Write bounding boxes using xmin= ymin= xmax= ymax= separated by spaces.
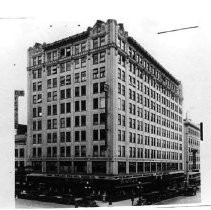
xmin=183 ymin=118 xmax=201 ymax=185
xmin=26 ymin=19 xmax=184 ymax=194
xmin=15 ymin=124 xmax=27 ymax=169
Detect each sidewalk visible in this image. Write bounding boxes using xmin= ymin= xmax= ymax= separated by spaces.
xmin=96 ymin=197 xmax=139 ymax=207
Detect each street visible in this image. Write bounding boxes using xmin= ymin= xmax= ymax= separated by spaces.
xmin=15 ymin=198 xmax=73 ymax=208
xmin=16 ymin=192 xmax=201 ymax=208
xmin=155 ymin=190 xmax=201 ymax=205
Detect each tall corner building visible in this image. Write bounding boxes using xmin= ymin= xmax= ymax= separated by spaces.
xmin=27 ymin=19 xmax=184 ymax=178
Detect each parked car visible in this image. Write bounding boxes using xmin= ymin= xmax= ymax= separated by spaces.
xmin=76 ymin=197 xmax=98 ymax=207
xmin=62 ymin=194 xmax=75 ymax=205
xmin=184 ymin=186 xmax=197 ymax=196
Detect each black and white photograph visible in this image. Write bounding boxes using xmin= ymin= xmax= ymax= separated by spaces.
xmin=1 ymin=0 xmax=211 ymax=209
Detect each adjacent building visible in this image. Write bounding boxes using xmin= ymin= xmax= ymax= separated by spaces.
xmin=26 ymin=19 xmax=184 ymax=191
xmin=15 ymin=124 xmax=27 ymax=169
xmin=183 ymin=118 xmax=202 ymax=185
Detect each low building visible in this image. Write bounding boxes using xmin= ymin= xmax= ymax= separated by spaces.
xmin=183 ymin=118 xmax=202 ymax=185
xmin=15 ymin=124 xmax=27 ymax=169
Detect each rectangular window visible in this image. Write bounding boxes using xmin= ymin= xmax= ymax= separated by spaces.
xmin=47 ymin=79 xmax=51 ymax=89
xmin=66 ymin=102 xmax=71 ymax=113
xmin=100 ymin=36 xmax=105 ymax=46
xmin=75 ymin=45 xmax=80 ymax=54
xmin=75 ymin=101 xmax=80 ymax=112
xmin=100 ymin=67 xmax=105 ymax=78
xmin=93 ymin=54 xmax=98 ymax=64
xmin=53 ymin=78 xmax=57 ymax=88
xmin=100 ymin=51 xmax=105 ymax=63
xmin=81 ymin=42 xmax=86 ymax=52
xmin=93 ymin=114 xmax=98 ymax=125
xmin=93 ymin=130 xmax=98 ymax=141
xmin=66 ymin=132 xmax=71 ymax=142
xmin=66 ymin=88 xmax=71 ymax=98
xmin=47 ymin=133 xmax=51 ymax=143
xmin=66 ymin=146 xmax=71 ymax=157
xmin=75 ymin=146 xmax=80 ymax=157
xmin=53 ymin=91 xmax=57 ymax=101
xmin=81 ymin=57 xmax=86 ymax=68
xmin=81 ymin=100 xmax=86 ymax=111
xmin=66 ymin=61 xmax=71 ymax=71
xmin=66 ymin=117 xmax=71 ymax=128
xmin=81 ymin=131 xmax=86 ymax=141
xmin=66 ymin=47 xmax=71 ymax=57
xmin=60 ymin=132 xmax=65 ymax=142
xmin=53 ymin=104 xmax=57 ymax=115
xmin=75 ymin=116 xmax=80 ymax=127
xmin=75 ymin=131 xmax=80 ymax=142
xmin=60 ymin=90 xmax=65 ymax=100
xmin=81 ymin=85 xmax=86 ymax=96
xmin=81 ymin=116 xmax=86 ymax=126
xmin=81 ymin=71 xmax=86 ymax=82
xmin=93 ymin=68 xmax=98 ymax=79
xmin=53 ymin=119 xmax=57 ymax=129
xmin=60 ymin=103 xmax=65 ymax=114
xmin=75 ymin=73 xmax=80 ymax=83
xmin=93 ymin=98 xmax=98 ymax=109
xmin=66 ymin=75 xmax=71 ymax=85
xmin=93 ymin=38 xmax=98 ymax=48
xmin=38 ymin=56 xmax=42 ymax=65
xmin=75 ymin=87 xmax=80 ymax=97
xmin=75 ymin=59 xmax=80 ymax=69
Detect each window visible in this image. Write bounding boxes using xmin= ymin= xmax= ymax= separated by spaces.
xmin=60 ymin=132 xmax=65 ymax=142
xmin=53 ymin=51 xmax=57 ymax=60
xmin=93 ymin=146 xmax=98 ymax=157
xmin=53 ymin=105 xmax=57 ymax=115
xmin=53 ymin=78 xmax=57 ymax=88
xmin=60 ymin=90 xmax=65 ymax=100
xmin=37 ymin=120 xmax=42 ymax=130
xmin=60 ymin=103 xmax=65 ymax=114
xmin=60 ymin=48 xmax=65 ymax=58
xmin=75 ymin=131 xmax=80 ymax=142
xmin=66 ymin=102 xmax=71 ymax=113
xmin=66 ymin=132 xmax=71 ymax=142
xmin=93 ymin=54 xmax=98 ymax=64
xmin=66 ymin=75 xmax=71 ymax=85
xmin=100 ymin=129 xmax=106 ymax=140
xmin=66 ymin=47 xmax=71 ymax=57
xmin=100 ymin=67 xmax=105 ymax=78
xmin=37 ymin=69 xmax=42 ymax=78
xmin=93 ymin=98 xmax=98 ymax=109
xmin=100 ymin=82 xmax=105 ymax=93
xmin=81 ymin=42 xmax=86 ymax=52
xmin=93 ymin=114 xmax=98 ymax=125
xmin=75 ymin=73 xmax=80 ymax=83
xmin=52 ymin=66 xmax=57 ymax=75
xmin=93 ymin=130 xmax=98 ymax=141
xmin=47 ymin=53 xmax=51 ymax=62
xmin=75 ymin=59 xmax=80 ymax=69
xmin=93 ymin=38 xmax=98 ymax=48
xmin=75 ymin=146 xmax=80 ymax=156
xmin=60 ymin=147 xmax=65 ymax=157
xmin=66 ymin=146 xmax=71 ymax=157
xmin=66 ymin=117 xmax=71 ymax=128
xmin=81 ymin=130 xmax=86 ymax=141
xmin=81 ymin=57 xmax=86 ymax=68
xmin=47 ymin=79 xmax=51 ymax=89
xmin=81 ymin=116 xmax=86 ymax=126
xmin=37 ymin=81 xmax=42 ymax=91
xmin=38 ymin=107 xmax=42 ymax=117
xmin=81 ymin=146 xmax=86 ymax=157
xmin=60 ymin=76 xmax=65 ymax=86
xmin=47 ymin=66 xmax=51 ymax=76
xmin=75 ymin=101 xmax=80 ymax=112
xmin=100 ymin=36 xmax=105 ymax=46
xmin=66 ymin=88 xmax=71 ymax=98
xmin=53 ymin=119 xmax=57 ymax=129
xmin=81 ymin=71 xmax=86 ymax=82
xmin=81 ymin=85 xmax=86 ymax=96
xmin=100 ymin=51 xmax=105 ymax=63
xmin=100 ymin=113 xmax=106 ymax=124
xmin=47 ymin=120 xmax=51 ymax=130
xmin=75 ymin=116 xmax=80 ymax=127
xmin=53 ymin=133 xmax=57 ymax=143
xmin=93 ymin=68 xmax=98 ymax=79
xmin=75 ymin=45 xmax=80 ymax=54
xmin=66 ymin=61 xmax=71 ymax=71
xmin=75 ymin=87 xmax=80 ymax=97
xmin=93 ymin=83 xmax=98 ymax=94
xmin=81 ymin=100 xmax=86 ymax=111
xmin=33 ymin=108 xmax=37 ymax=117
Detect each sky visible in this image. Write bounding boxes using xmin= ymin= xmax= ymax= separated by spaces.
xmin=0 ymin=0 xmax=211 ymax=208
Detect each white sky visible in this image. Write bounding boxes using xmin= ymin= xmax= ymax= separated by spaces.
xmin=0 ymin=0 xmax=211 ymax=208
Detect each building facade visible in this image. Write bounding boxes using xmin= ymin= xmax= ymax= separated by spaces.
xmin=15 ymin=124 xmax=27 ymax=169
xmin=183 ymin=119 xmax=201 ymax=172
xmin=27 ymin=19 xmax=184 ymax=177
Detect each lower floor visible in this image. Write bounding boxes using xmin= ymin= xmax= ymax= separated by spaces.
xmin=29 ymin=160 xmax=183 ymax=175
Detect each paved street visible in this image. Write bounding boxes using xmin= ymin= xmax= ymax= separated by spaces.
xmin=155 ymin=190 xmax=201 ymax=205
xmin=15 ymin=190 xmax=201 ymax=208
xmin=15 ymin=198 xmax=72 ymax=208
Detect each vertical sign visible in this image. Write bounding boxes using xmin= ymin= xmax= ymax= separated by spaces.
xmin=14 ymin=90 xmax=25 ymax=129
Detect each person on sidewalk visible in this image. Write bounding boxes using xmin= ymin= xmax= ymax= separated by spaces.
xmin=131 ymin=196 xmax=134 ymax=206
